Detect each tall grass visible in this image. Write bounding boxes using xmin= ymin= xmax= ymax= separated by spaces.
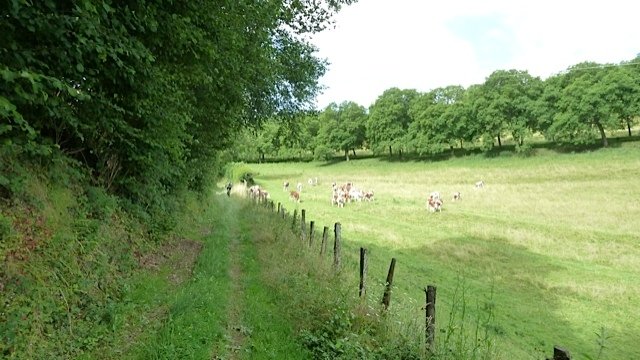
xmin=251 ymin=142 xmax=640 ymax=359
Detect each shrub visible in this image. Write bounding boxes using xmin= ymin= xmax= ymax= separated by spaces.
xmin=224 ymin=162 xmax=256 ymax=185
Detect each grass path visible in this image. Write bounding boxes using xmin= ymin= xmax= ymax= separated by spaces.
xmin=220 ymin=199 xmax=249 ymax=359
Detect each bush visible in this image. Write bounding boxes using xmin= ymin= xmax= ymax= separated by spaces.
xmin=224 ymin=162 xmax=256 ymax=185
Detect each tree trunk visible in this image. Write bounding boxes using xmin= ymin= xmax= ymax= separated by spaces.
xmin=628 ymin=119 xmax=632 ymax=137
xmin=399 ymin=149 xmax=403 ymax=158
xmin=497 ymin=134 xmax=502 ymax=147
xmin=596 ymin=121 xmax=608 ymax=147
xmin=459 ymin=139 xmax=463 ymax=149
xmin=345 ymin=149 xmax=350 ymax=161
xmin=352 ymin=148 xmax=356 ymax=157
xmin=388 ymin=145 xmax=392 ymax=156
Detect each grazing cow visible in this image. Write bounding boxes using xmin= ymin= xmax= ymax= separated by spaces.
xmin=248 ymin=185 xmax=261 ymax=199
xmin=297 ymin=182 xmax=303 ymax=193
xmin=475 ymin=180 xmax=485 ymax=189
xmin=258 ymin=189 xmax=270 ymax=202
xmin=363 ymin=191 xmax=375 ymax=201
xmin=290 ymin=190 xmax=300 ymax=202
xmin=283 ymin=181 xmax=290 ymax=191
xmin=307 ymin=177 xmax=318 ymax=186
xmin=331 ymin=191 xmax=346 ymax=208
xmin=452 ymin=191 xmax=461 ymax=201
xmin=349 ymin=188 xmax=363 ymax=202
xmin=427 ymin=196 xmax=443 ymax=212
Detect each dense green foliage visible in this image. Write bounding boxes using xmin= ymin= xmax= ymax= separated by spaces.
xmin=1 ymin=0 xmax=355 ymax=205
xmin=229 ymin=59 xmax=640 ymax=161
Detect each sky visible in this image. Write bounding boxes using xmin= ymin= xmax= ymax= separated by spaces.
xmin=310 ymin=0 xmax=640 ymax=109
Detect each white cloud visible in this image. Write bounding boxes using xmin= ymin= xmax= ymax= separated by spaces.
xmin=311 ymin=0 xmax=640 ymax=109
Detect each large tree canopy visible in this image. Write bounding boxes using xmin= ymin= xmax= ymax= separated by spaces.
xmin=317 ymin=101 xmax=367 ymax=160
xmin=366 ymin=88 xmax=418 ymax=156
xmin=1 ymin=0 xmax=357 ymax=205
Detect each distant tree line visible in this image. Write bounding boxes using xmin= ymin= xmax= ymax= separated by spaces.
xmin=1 ymin=0 xmax=356 ymax=213
xmin=229 ymin=59 xmax=640 ymax=161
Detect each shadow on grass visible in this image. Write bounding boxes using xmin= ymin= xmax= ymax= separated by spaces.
xmin=342 ymin=235 xmax=597 ymax=359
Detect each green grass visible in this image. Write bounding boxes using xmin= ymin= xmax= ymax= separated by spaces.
xmin=250 ymin=142 xmax=640 ymax=359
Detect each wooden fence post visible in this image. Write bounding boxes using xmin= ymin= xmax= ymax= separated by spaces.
xmin=381 ymin=258 xmax=397 ymax=310
xmin=277 ymin=202 xmax=281 ymax=214
xmin=359 ymin=248 xmax=368 ymax=297
xmin=280 ymin=206 xmax=286 ymax=219
xmin=320 ymin=226 xmax=329 ymax=255
xmin=309 ymin=221 xmax=315 ymax=247
xmin=552 ymin=346 xmax=571 ymax=360
xmin=333 ymin=223 xmax=341 ymax=268
xmin=301 ymin=209 xmax=307 ymax=243
xmin=425 ymin=285 xmax=437 ymax=352
xmin=292 ymin=209 xmax=298 ymax=230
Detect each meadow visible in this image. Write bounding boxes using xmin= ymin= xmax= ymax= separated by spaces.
xmin=250 ymin=144 xmax=640 ymax=359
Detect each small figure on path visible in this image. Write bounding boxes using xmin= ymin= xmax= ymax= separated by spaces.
xmin=226 ymin=182 xmax=233 ymax=197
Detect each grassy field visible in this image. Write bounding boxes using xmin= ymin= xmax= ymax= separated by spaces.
xmin=249 ymin=143 xmax=640 ymax=359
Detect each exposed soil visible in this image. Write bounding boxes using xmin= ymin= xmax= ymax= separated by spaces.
xmin=137 ymin=237 xmax=203 ymax=286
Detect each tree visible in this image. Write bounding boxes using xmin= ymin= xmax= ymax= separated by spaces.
xmin=549 ymin=63 xmax=617 ymax=147
xmin=603 ymin=60 xmax=640 ymax=136
xmin=366 ymin=88 xmax=418 ymax=156
xmin=1 ymin=0 xmax=358 ymax=202
xmin=407 ymin=86 xmax=466 ymax=155
xmin=317 ymin=101 xmax=367 ymax=161
xmin=478 ymin=70 xmax=542 ymax=151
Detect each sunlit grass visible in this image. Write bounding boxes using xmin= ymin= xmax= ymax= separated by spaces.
xmin=251 ymin=144 xmax=640 ymax=359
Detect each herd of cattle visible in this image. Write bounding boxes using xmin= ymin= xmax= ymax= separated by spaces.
xmin=243 ymin=178 xmax=486 ymax=213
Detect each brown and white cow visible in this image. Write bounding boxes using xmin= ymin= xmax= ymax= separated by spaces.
xmin=290 ymin=190 xmax=300 ymax=202
xmin=427 ymin=194 xmax=443 ymax=212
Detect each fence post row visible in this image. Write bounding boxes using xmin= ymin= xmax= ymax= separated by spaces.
xmin=252 ymin=200 xmax=572 ymax=359
xmin=333 ymin=222 xmax=341 ymax=268
xmin=425 ymin=285 xmax=436 ymax=352
xmin=381 ymin=258 xmax=396 ymax=310
xmin=359 ymin=247 xmax=368 ymax=297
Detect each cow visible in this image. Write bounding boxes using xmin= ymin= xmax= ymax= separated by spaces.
xmin=363 ymin=191 xmax=375 ymax=201
xmin=427 ymin=193 xmax=443 ymax=212
xmin=283 ymin=181 xmax=290 ymax=191
xmin=475 ymin=180 xmax=485 ymax=189
xmin=290 ymin=190 xmax=300 ymax=202
xmin=452 ymin=191 xmax=461 ymax=201
xmin=296 ymin=182 xmax=303 ymax=193
xmin=427 ymin=197 xmax=443 ymax=212
xmin=349 ymin=188 xmax=363 ymax=202
xmin=331 ymin=191 xmax=346 ymax=208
